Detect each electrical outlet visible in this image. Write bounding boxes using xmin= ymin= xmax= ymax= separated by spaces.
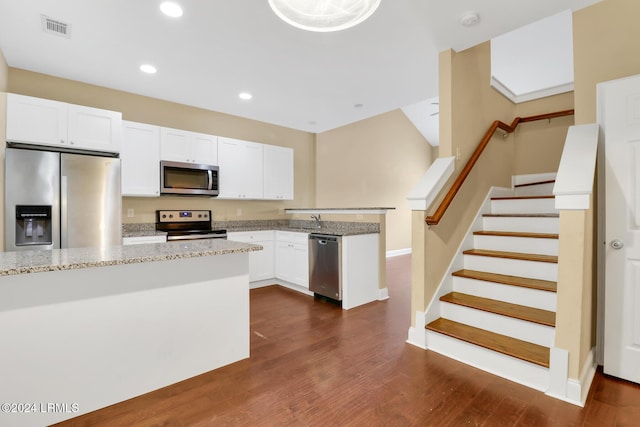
xmin=127 ymin=208 xmax=134 ymax=218
xmin=236 ymin=208 xmax=242 ymax=216
xmin=356 ymin=214 xmax=363 ymax=220
xmin=278 ymin=208 xmax=285 ymax=215
xmin=456 ymin=147 xmax=461 ymax=161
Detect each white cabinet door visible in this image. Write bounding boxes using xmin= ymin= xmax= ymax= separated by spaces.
xmin=275 ymin=231 xmax=309 ymax=288
xmin=121 ymin=121 xmax=161 ymax=197
xmin=291 ymin=242 xmax=309 ymax=288
xmin=160 ymin=127 xmax=191 ymax=162
xmin=160 ymin=127 xmax=217 ymax=165
xmin=190 ymin=132 xmax=218 ymax=165
xmin=228 ymin=231 xmax=275 ymax=282
xmin=218 ymin=137 xmax=264 ymax=199
xmin=6 ymin=93 xmax=122 ymax=153
xmin=67 ymin=104 xmax=122 ymax=153
xmin=252 ymin=239 xmax=275 ymax=281
xmin=264 ymin=144 xmax=293 ymax=200
xmin=6 ymin=93 xmax=67 ymax=147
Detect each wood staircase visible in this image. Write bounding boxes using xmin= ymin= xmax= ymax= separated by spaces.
xmin=425 ymin=179 xmax=559 ymax=391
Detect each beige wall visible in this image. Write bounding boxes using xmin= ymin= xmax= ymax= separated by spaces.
xmin=574 ymin=0 xmax=640 ymax=125
xmin=513 ymin=92 xmax=575 ymax=175
xmin=566 ymin=0 xmax=640 ymax=377
xmin=316 ymin=109 xmax=433 ymax=251
xmin=411 ymin=42 xmax=516 ymax=324
xmin=7 ymin=68 xmax=316 ymax=224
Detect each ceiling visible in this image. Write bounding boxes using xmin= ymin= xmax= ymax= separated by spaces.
xmin=0 ymin=0 xmax=600 ymax=135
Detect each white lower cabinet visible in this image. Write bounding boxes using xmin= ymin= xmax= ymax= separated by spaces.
xmin=275 ymin=231 xmax=309 ymax=289
xmin=227 ymin=231 xmax=275 ymax=282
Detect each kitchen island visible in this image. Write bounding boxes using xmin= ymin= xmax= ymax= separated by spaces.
xmin=0 ymin=239 xmax=261 ymax=427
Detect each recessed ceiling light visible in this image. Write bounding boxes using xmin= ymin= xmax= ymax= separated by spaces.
xmin=239 ymin=92 xmax=253 ymax=100
xmin=140 ymin=64 xmax=157 ymax=74
xmin=160 ymin=2 xmax=183 ymax=18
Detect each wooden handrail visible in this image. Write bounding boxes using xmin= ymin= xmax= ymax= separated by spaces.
xmin=425 ymin=109 xmax=574 ymax=225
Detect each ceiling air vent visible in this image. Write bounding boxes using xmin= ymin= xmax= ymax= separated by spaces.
xmin=41 ymin=15 xmax=71 ymax=38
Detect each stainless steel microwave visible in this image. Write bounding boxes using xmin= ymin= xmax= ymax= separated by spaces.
xmin=160 ymin=161 xmax=219 ymax=196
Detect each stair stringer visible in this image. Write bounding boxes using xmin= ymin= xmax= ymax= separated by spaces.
xmin=422 ymin=186 xmax=512 ymax=332
xmin=406 ymin=186 xmax=510 ymax=349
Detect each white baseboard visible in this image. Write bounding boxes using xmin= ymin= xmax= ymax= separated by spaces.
xmin=546 ymin=347 xmax=596 ymax=407
xmin=406 ymin=310 xmax=427 ymax=349
xmin=378 ymin=287 xmax=389 ymax=300
xmin=407 ymin=326 xmax=427 ymax=349
xmin=386 ymin=248 xmax=411 ymax=257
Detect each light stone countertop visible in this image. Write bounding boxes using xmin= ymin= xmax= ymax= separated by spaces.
xmin=0 ymin=239 xmax=262 ymax=277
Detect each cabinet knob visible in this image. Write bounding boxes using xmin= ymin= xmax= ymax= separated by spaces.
xmin=60 ymin=139 xmax=65 ymax=144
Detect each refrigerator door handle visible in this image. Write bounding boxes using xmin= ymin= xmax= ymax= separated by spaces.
xmin=61 ymin=175 xmax=68 ymax=249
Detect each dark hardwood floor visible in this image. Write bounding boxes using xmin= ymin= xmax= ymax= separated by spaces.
xmin=58 ymin=255 xmax=640 ymax=426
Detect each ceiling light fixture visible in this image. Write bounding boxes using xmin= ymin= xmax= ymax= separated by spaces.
xmin=140 ymin=64 xmax=157 ymax=74
xmin=268 ymin=0 xmax=381 ymax=32
xmin=460 ymin=11 xmax=480 ymax=27
xmin=239 ymin=92 xmax=253 ymax=100
xmin=160 ymin=2 xmax=183 ymax=18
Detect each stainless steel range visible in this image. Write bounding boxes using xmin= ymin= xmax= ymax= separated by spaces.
xmin=155 ymin=210 xmax=227 ymax=241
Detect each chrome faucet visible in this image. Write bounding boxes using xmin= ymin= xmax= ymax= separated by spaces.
xmin=310 ymin=214 xmax=322 ymax=229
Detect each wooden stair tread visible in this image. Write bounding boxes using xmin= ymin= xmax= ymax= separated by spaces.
xmin=426 ymin=318 xmax=550 ymax=367
xmin=491 ymin=195 xmax=555 ymax=200
xmin=514 ymin=179 xmax=556 ymax=188
xmin=452 ymin=269 xmax=557 ymax=292
xmin=463 ymin=249 xmax=558 ymax=264
xmin=474 ymin=230 xmax=558 ymax=239
xmin=440 ymin=292 xmax=556 ymax=326
xmin=483 ymin=213 xmax=559 ymax=218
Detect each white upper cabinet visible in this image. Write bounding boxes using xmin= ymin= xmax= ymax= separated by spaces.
xmin=67 ymin=104 xmax=122 ymax=153
xmin=160 ymin=127 xmax=217 ymax=165
xmin=6 ymin=93 xmax=122 ymax=153
xmin=121 ymin=121 xmax=160 ymax=197
xmin=263 ymin=144 xmax=294 ymax=200
xmin=217 ymin=137 xmax=264 ymax=199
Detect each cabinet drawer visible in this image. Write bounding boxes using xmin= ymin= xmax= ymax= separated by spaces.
xmin=276 ymin=231 xmax=308 ymax=245
xmin=228 ymin=230 xmax=275 ymax=242
xmin=123 ymin=235 xmax=166 ymax=245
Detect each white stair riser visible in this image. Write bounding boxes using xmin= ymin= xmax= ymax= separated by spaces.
xmin=491 ymin=198 xmax=557 ymax=214
xmin=463 ymin=254 xmax=557 ymax=281
xmin=483 ymin=216 xmax=559 ymax=234
xmin=474 ymin=235 xmax=559 ymax=256
xmin=426 ymin=331 xmax=550 ymax=392
xmin=453 ymin=276 xmax=557 ymax=311
xmin=440 ymin=301 xmax=555 ymax=347
xmin=514 ymin=183 xmax=556 ymax=197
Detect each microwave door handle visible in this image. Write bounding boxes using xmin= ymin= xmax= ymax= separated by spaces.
xmin=207 ymin=170 xmax=213 ymax=190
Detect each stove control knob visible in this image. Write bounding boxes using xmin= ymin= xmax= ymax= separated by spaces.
xmin=169 ymin=214 xmax=173 ymax=219
xmin=162 ymin=214 xmax=166 ymax=219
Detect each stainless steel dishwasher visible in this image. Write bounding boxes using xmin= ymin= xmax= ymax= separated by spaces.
xmin=309 ymin=233 xmax=342 ymax=301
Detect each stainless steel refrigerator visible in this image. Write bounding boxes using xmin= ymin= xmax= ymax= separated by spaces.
xmin=5 ymin=147 xmax=122 ymax=251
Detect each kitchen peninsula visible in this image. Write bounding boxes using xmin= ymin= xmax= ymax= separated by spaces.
xmin=0 ymin=239 xmax=261 ymax=427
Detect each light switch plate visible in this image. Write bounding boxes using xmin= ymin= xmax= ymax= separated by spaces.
xmin=127 ymin=208 xmax=134 ymax=218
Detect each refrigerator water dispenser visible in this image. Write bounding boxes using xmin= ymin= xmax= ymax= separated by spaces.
xmin=15 ymin=205 xmax=52 ymax=246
